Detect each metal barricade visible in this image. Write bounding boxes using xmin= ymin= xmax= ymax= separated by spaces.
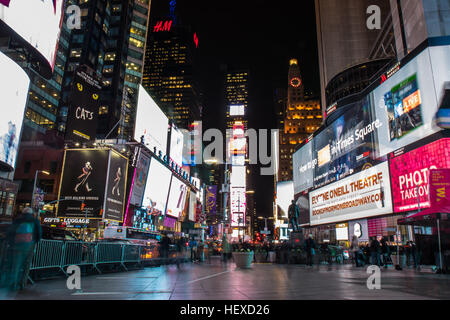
xmin=62 ymin=241 xmax=96 ymax=269
xmin=121 ymin=244 xmax=141 ymax=270
xmin=30 ymin=240 xmax=65 ymax=273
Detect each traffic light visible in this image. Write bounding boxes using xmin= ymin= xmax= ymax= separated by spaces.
xmin=81 ymin=203 xmax=86 ymax=211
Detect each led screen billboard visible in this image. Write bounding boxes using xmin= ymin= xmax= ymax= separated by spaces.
xmin=188 ymin=190 xmax=196 ymax=222
xmin=142 ymin=158 xmax=171 ymax=216
xmin=0 ymin=52 xmax=29 ymax=171
xmin=230 ymin=186 xmax=246 ymax=227
xmin=166 ymin=175 xmax=188 ymax=218
xmin=0 ymin=0 xmax=64 ymax=78
xmin=57 ymin=149 xmax=109 ymax=218
xmin=65 ymin=67 xmax=101 ymax=142
xmin=129 ymin=150 xmax=151 ymax=207
xmin=371 ymin=45 xmax=449 ymax=158
xmin=276 ymin=181 xmax=294 ymax=219
xmin=205 ymin=185 xmax=217 ymax=216
xmin=169 ymin=124 xmax=184 ymax=167
xmin=231 ymin=165 xmax=246 ymax=187
xmin=389 ymin=138 xmax=450 ymax=213
xmin=293 ymin=140 xmax=314 ymax=194
xmin=135 ymin=85 xmax=168 ymax=154
xmin=103 ymin=150 xmax=128 ymax=221
xmin=309 ymin=162 xmax=393 ymax=226
xmin=229 ymin=105 xmax=245 ymax=116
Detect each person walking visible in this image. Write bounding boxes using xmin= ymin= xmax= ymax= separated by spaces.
xmin=189 ymin=237 xmax=197 ymax=262
xmin=369 ymin=237 xmax=381 ymax=266
xmin=2 ymin=207 xmax=42 ymax=295
xmin=304 ymin=234 xmax=316 ymax=267
xmin=222 ymin=235 xmax=231 ymax=263
xmin=350 ymin=235 xmax=361 ymax=267
xmin=380 ymin=237 xmax=391 ymax=268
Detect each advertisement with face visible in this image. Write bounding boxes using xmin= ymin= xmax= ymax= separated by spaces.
xmin=169 ymin=125 xmax=184 ymax=167
xmin=142 ymin=158 xmax=171 ymax=216
xmin=0 ymin=52 xmax=29 ymax=170
xmin=348 ymin=219 xmax=369 ymax=242
xmin=371 ymin=45 xmax=449 ymax=158
xmin=389 ymin=138 xmax=450 ymax=213
xmin=129 ymin=150 xmax=151 ymax=207
xmin=134 ymin=85 xmax=168 ymax=154
xmin=166 ymin=175 xmax=188 ymax=218
xmin=103 ymin=150 xmax=128 ymax=221
xmin=293 ymin=140 xmax=314 ymax=194
xmin=0 ymin=0 xmax=64 ymax=77
xmin=309 ymin=162 xmax=392 ymax=226
xmin=313 ymin=97 xmax=378 ymax=188
xmin=276 ymin=181 xmax=294 ymax=219
xmin=57 ymin=149 xmax=109 ymax=218
xmin=65 ymin=67 xmax=101 ymax=142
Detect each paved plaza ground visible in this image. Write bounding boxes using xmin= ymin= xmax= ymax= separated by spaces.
xmin=5 ymin=257 xmax=449 ymax=300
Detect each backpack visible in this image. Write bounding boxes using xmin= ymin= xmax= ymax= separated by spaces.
xmin=15 ymin=221 xmax=35 ymax=244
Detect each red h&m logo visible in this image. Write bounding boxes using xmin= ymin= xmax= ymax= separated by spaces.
xmin=154 ymin=20 xmax=173 ymax=32
xmin=193 ymin=33 xmax=199 ymax=48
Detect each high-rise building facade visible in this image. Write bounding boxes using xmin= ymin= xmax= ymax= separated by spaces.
xmin=225 ymin=68 xmax=249 ymax=130
xmin=278 ymin=59 xmax=322 ymax=182
xmin=142 ymin=17 xmax=202 ymax=129
xmin=315 ymin=0 xmax=394 ymax=112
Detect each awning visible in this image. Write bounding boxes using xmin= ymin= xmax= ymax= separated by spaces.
xmin=398 ymin=200 xmax=450 ymax=226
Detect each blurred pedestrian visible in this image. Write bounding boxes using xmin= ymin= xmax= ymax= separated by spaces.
xmin=1 ymin=207 xmax=42 ymax=296
xmin=189 ymin=237 xmax=197 ymax=262
xmin=304 ymin=234 xmax=316 ymax=266
xmin=370 ymin=237 xmax=381 ymax=266
xmin=350 ymin=235 xmax=361 ymax=267
xmin=380 ymin=237 xmax=391 ymax=268
xmin=222 ymin=235 xmax=231 ymax=263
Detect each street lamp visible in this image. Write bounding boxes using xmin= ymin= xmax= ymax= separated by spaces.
xmin=32 ymin=170 xmax=50 ymax=214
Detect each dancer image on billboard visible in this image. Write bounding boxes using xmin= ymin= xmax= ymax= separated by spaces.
xmin=111 ymin=167 xmax=121 ymax=197
xmin=2 ymin=121 xmax=16 ymax=165
xmin=74 ymin=161 xmax=93 ymax=192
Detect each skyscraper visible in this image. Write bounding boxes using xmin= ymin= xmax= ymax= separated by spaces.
xmin=315 ymin=0 xmax=394 ymax=112
xmin=225 ymin=68 xmax=249 ymax=130
xmin=278 ymin=59 xmax=322 ymax=182
xmin=142 ymin=16 xmax=202 ymax=129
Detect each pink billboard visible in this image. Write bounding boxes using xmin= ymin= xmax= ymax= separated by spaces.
xmin=430 ymin=169 xmax=450 ymax=206
xmin=389 ymin=138 xmax=450 ymax=213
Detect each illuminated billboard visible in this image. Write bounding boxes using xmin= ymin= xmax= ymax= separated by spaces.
xmin=389 ymin=138 xmax=450 ymax=213
xmin=0 ymin=51 xmax=29 ymax=171
xmin=231 ymin=166 xmax=246 ymax=187
xmin=169 ymin=124 xmax=184 ymax=167
xmin=135 ymin=85 xmax=168 ymax=154
xmin=276 ymin=181 xmax=294 ymax=219
xmin=142 ymin=158 xmax=171 ymax=216
xmin=188 ymin=190 xmax=196 ymax=222
xmin=129 ymin=150 xmax=151 ymax=207
xmin=309 ymin=162 xmax=393 ymax=226
xmin=166 ymin=175 xmax=188 ymax=218
xmin=230 ymin=186 xmax=246 ymax=227
xmin=371 ymin=45 xmax=449 ymax=158
xmin=103 ymin=150 xmax=129 ymax=221
xmin=229 ymin=105 xmax=245 ymax=116
xmin=0 ymin=0 xmax=64 ymax=78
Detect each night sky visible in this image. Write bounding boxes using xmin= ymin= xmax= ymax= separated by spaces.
xmin=149 ymin=0 xmax=319 ymax=220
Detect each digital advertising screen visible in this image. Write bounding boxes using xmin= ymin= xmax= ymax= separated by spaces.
xmin=205 ymin=185 xmax=217 ymax=216
xmin=230 ymin=186 xmax=246 ymax=227
xmin=276 ymin=181 xmax=294 ymax=219
xmin=103 ymin=150 xmax=129 ymax=221
xmin=0 ymin=0 xmax=64 ymax=78
xmin=231 ymin=165 xmax=246 ymax=187
xmin=229 ymin=105 xmax=245 ymax=116
xmin=166 ymin=175 xmax=188 ymax=218
xmin=134 ymin=85 xmax=169 ymax=154
xmin=313 ymin=96 xmax=378 ymax=188
xmin=348 ymin=219 xmax=369 ymax=242
xmin=129 ymin=150 xmax=151 ymax=207
xmin=169 ymin=124 xmax=184 ymax=167
xmin=142 ymin=158 xmax=172 ymax=216
xmin=188 ymin=190 xmax=197 ymax=222
xmin=0 ymin=51 xmax=29 ymax=171
xmin=293 ymin=140 xmax=315 ymax=194
xmin=65 ymin=66 xmax=101 ymax=142
xmin=371 ymin=45 xmax=450 ymax=158
xmin=389 ymin=138 xmax=450 ymax=213
xmin=309 ymin=161 xmax=393 ymax=226
xmin=57 ymin=149 xmax=109 ymax=218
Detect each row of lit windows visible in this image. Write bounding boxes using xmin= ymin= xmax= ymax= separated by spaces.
xmin=25 ymin=108 xmax=55 ymax=128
